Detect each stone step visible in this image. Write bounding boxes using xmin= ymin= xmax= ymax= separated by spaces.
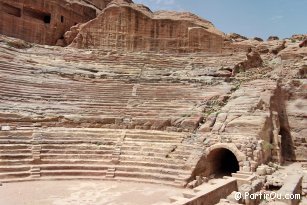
xmin=40 ymin=170 xmax=107 ymax=177
xmin=119 ymin=160 xmax=186 ymax=169
xmin=119 ymin=155 xmax=185 ymax=164
xmin=40 ymin=153 xmax=113 ymax=159
xmin=115 ymin=171 xmax=177 ymax=182
xmin=31 ymin=169 xmax=41 ymax=173
xmin=0 ymin=172 xmax=30 ymax=179
xmin=120 ymin=151 xmax=189 ymax=159
xmin=0 ymin=145 xmax=32 ymax=149
xmin=31 ymin=175 xmax=40 ymax=178
xmin=0 ymin=165 xmax=30 ymax=172
xmin=115 ymin=166 xmax=188 ymax=176
xmin=30 ymin=166 xmax=41 ymax=178
xmin=0 ymin=155 xmax=33 ymax=160
xmin=112 ymin=152 xmax=121 ymax=155
xmin=232 ymin=173 xmax=252 ymax=179
xmin=232 ymin=171 xmax=256 ymax=186
xmin=0 ymin=163 xmax=189 ymax=175
xmin=236 ymin=171 xmax=253 ymax=175
xmin=39 ymin=159 xmax=112 ymax=165
xmin=37 ymin=164 xmax=109 ymax=171
xmin=40 ymin=150 xmax=114 ymax=154
xmin=40 ymin=146 xmax=115 ymax=151
xmin=0 ymin=141 xmax=32 ymax=145
xmin=0 ymin=150 xmax=32 ymax=154
xmin=0 ymin=176 xmax=88 ymax=183
xmin=0 ymin=131 xmax=33 ymax=137
xmin=0 ymin=159 xmax=33 ymax=166
xmin=1 ymin=175 xmax=179 ymax=187
xmin=115 ymin=175 xmax=179 ymax=186
xmin=34 ymin=140 xmax=118 ymax=144
xmin=32 ymin=151 xmax=40 ymax=155
xmin=105 ymin=168 xmax=116 ymax=178
xmin=123 ymin=139 xmax=181 ymax=143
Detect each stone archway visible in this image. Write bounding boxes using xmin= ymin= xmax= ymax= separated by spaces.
xmin=206 ymin=143 xmax=246 ymax=163
xmin=191 ymin=143 xmax=246 ymax=179
xmin=206 ymin=148 xmax=239 ymax=177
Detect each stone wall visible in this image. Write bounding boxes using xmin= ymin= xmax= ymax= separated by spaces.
xmin=166 ymin=177 xmax=238 ymax=205
xmin=0 ymin=0 xmax=96 ymax=45
xmin=70 ymin=1 xmax=223 ymax=52
xmin=276 ymin=174 xmax=303 ymax=205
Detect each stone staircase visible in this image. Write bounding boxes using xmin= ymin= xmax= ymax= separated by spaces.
xmin=111 ymin=131 xmax=125 ymax=164
xmin=30 ymin=166 xmax=41 ymax=178
xmin=0 ymin=44 xmax=250 ymax=187
xmin=231 ymin=171 xmax=256 ymax=186
xmin=174 ymin=174 xmax=190 ymax=187
xmin=0 ymin=128 xmax=196 ymax=186
xmin=31 ymin=134 xmax=42 ymax=161
xmin=0 ymin=130 xmax=33 ymax=181
xmin=105 ymin=168 xmax=116 ymax=178
xmin=0 ymin=57 xmax=233 ymax=132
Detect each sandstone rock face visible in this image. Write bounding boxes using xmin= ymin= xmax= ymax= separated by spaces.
xmin=0 ymin=35 xmax=237 ymax=133
xmin=299 ymin=39 xmax=307 ymax=48
xmin=0 ymin=34 xmax=241 ymax=186
xmin=227 ymin=33 xmax=248 ymax=41
xmin=268 ymin=36 xmax=279 ymax=41
xmin=0 ymin=0 xmax=97 ymax=45
xmin=291 ymin=34 xmax=307 ymax=41
xmin=284 ymin=80 xmax=307 ymax=161
xmin=253 ymin=37 xmax=264 ymax=42
xmin=69 ymin=1 xmax=223 ymax=52
xmin=0 ymin=31 xmax=306 ymax=190
xmin=64 ymin=23 xmax=82 ymax=45
xmin=234 ymin=50 xmax=263 ymax=73
xmin=86 ymin=0 xmax=133 ymax=10
xmin=270 ymin=40 xmax=286 ymax=54
xmin=0 ymin=1 xmax=306 ymax=195
xmin=279 ymin=43 xmax=307 ymax=60
xmin=191 ymin=77 xmax=295 ymax=178
xmin=86 ymin=0 xmax=112 ymax=10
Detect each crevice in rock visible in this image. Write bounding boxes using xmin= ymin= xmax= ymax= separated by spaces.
xmin=274 ymin=83 xmax=296 ymax=162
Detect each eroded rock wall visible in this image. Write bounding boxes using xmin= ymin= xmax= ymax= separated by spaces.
xmin=191 ymin=77 xmax=300 ymax=178
xmin=70 ymin=2 xmax=223 ymax=52
xmin=85 ymin=0 xmax=112 ymax=9
xmin=284 ymin=79 xmax=307 ymax=161
xmin=0 ymin=0 xmax=97 ymax=45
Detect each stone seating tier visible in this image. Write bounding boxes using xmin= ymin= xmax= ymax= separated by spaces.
xmin=0 ymin=129 xmax=193 ymax=186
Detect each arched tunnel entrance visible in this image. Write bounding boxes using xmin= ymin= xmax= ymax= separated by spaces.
xmin=206 ymin=148 xmax=240 ymax=177
xmin=191 ymin=147 xmax=241 ymax=181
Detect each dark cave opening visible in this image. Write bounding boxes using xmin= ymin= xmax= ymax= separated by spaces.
xmin=43 ymin=15 xmax=51 ymax=24
xmin=280 ymin=127 xmax=295 ymax=161
xmin=208 ymin=148 xmax=240 ymax=177
xmin=267 ymin=184 xmax=282 ymax=191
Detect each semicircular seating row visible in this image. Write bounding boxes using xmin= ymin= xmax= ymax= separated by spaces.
xmin=0 ymin=128 xmax=197 ymax=186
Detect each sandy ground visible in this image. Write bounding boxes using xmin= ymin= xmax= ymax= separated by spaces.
xmin=0 ymin=180 xmax=183 ymax=205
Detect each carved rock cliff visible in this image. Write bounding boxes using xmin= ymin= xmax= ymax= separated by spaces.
xmin=68 ymin=0 xmax=224 ymax=52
